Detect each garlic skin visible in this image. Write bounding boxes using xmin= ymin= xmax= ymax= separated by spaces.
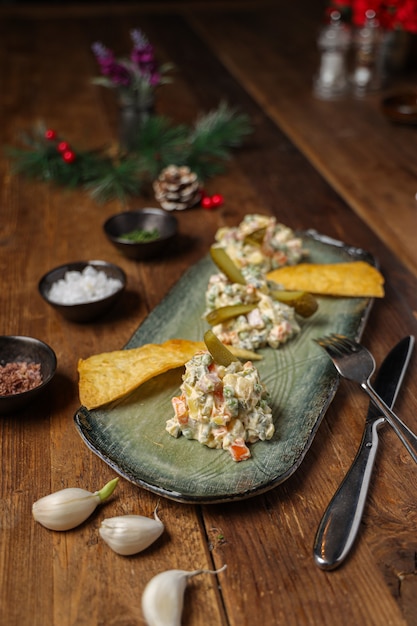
xmin=142 ymin=565 xmax=227 ymax=626
xmin=32 ymin=477 xmax=119 ymax=531
xmin=99 ymin=509 xmax=164 ymax=555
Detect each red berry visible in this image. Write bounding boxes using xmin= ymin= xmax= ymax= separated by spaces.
xmin=201 ymin=196 xmax=213 ymax=210
xmin=211 ymin=194 xmax=224 ymax=207
xmin=57 ymin=141 xmax=70 ymax=153
xmin=62 ymin=150 xmax=76 ymax=163
xmin=45 ymin=129 xmax=57 ymax=140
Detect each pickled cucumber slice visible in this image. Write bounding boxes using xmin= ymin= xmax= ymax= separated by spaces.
xmin=205 ymin=303 xmax=257 ymax=326
xmin=269 ymin=289 xmax=318 ymax=318
xmin=244 ymin=227 xmax=267 ymax=246
xmin=204 ymin=329 xmax=238 ymax=366
xmin=210 ymin=246 xmax=246 ymax=285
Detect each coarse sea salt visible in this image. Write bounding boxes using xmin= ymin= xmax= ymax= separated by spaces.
xmin=48 ymin=266 xmax=123 ymax=305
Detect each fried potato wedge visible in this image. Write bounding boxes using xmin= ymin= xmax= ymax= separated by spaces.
xmin=267 ymin=261 xmax=384 ymax=297
xmin=78 ymin=339 xmax=260 ymax=409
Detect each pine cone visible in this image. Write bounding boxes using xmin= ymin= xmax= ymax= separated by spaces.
xmin=153 ymin=165 xmax=202 ymax=211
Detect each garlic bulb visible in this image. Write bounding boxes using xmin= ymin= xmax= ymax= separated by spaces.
xmin=99 ymin=508 xmax=164 ymax=555
xmin=32 ymin=477 xmax=119 ymax=531
xmin=142 ymin=564 xmax=227 ymax=626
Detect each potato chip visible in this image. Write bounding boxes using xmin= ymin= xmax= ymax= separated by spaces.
xmin=267 ymin=261 xmax=384 ymax=297
xmin=78 ymin=339 xmax=261 ymax=410
xmin=78 ymin=339 xmax=203 ymax=409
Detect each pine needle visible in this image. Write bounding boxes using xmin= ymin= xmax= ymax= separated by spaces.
xmin=132 ymin=115 xmax=189 ymax=178
xmin=84 ymin=155 xmax=144 ymax=204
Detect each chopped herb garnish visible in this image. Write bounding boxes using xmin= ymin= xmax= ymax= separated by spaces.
xmin=120 ymin=227 xmax=160 ymax=243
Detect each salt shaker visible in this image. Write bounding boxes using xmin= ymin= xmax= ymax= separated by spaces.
xmin=314 ymin=10 xmax=351 ymax=100
xmin=351 ymin=9 xmax=382 ymax=95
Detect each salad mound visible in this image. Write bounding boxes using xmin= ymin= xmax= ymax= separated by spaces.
xmin=204 ymin=273 xmax=300 ymax=351
xmin=166 ymin=351 xmax=274 ymax=462
xmin=214 ymin=213 xmax=306 ymax=274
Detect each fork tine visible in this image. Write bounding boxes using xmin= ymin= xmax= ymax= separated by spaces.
xmin=328 ymin=335 xmax=353 ymax=352
xmin=314 ymin=336 xmax=330 ymax=349
xmin=324 ymin=344 xmax=343 ymax=359
xmin=332 ymin=334 xmax=357 ymax=350
xmin=333 ymin=336 xmax=363 ymax=355
xmin=316 ymin=334 xmax=356 ymax=351
xmin=314 ymin=334 xmax=337 ymax=346
xmin=314 ymin=335 xmax=345 ymax=357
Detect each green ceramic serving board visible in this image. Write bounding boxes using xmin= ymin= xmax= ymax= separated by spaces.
xmin=74 ymin=230 xmax=375 ymax=503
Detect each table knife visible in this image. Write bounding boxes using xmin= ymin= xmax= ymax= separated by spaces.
xmin=313 ymin=335 xmax=414 ymax=570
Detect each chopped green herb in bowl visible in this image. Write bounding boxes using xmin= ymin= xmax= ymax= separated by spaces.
xmin=103 ymin=207 xmax=178 ymax=260
xmin=120 ymin=228 xmax=160 ymax=243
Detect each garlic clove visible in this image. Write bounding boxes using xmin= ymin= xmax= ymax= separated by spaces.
xmin=99 ymin=509 xmax=164 ymax=555
xmin=32 ymin=477 xmax=119 ymax=531
xmin=142 ymin=564 xmax=227 ymax=626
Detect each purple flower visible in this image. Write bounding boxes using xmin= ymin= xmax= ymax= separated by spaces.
xmin=92 ymin=29 xmax=168 ymax=94
xmin=130 ymin=28 xmax=149 ymax=49
xmin=130 ymin=29 xmax=161 ymax=86
xmin=131 ymin=44 xmax=154 ymax=66
xmin=92 ymin=42 xmax=114 ymax=68
xmin=148 ymin=71 xmax=161 ymax=86
xmin=92 ymin=41 xmax=131 ymax=85
xmin=108 ymin=63 xmax=131 ymax=86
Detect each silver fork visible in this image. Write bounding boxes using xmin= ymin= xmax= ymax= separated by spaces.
xmin=316 ymin=334 xmax=417 ymax=463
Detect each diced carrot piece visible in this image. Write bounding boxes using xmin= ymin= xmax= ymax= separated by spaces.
xmin=214 ymin=387 xmax=224 ymax=406
xmin=172 ymin=395 xmax=189 ymax=425
xmin=228 ymin=439 xmax=251 ymax=462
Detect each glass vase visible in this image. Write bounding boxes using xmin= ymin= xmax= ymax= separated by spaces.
xmin=118 ymin=98 xmax=154 ymax=152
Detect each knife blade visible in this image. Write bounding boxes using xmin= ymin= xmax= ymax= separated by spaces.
xmin=313 ymin=335 xmax=414 ymax=570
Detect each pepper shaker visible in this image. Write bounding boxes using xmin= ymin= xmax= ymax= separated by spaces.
xmin=314 ymin=10 xmax=351 ymax=100
xmin=351 ymin=9 xmax=382 ymax=95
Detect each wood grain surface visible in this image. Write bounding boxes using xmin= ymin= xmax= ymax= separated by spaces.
xmin=1 ymin=2 xmax=417 ymax=625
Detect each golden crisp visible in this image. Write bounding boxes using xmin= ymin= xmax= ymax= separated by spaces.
xmin=267 ymin=261 xmax=384 ymax=298
xmin=78 ymin=339 xmax=261 ymax=410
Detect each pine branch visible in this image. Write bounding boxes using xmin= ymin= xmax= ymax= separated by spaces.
xmin=5 ymin=102 xmax=253 ymax=204
xmin=84 ymin=156 xmax=145 ymax=204
xmin=185 ymin=102 xmax=252 ymax=179
xmin=132 ymin=116 xmax=189 ymax=178
xmin=190 ymin=102 xmax=252 ymax=150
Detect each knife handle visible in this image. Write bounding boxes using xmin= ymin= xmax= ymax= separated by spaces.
xmin=313 ymin=417 xmax=384 ymax=570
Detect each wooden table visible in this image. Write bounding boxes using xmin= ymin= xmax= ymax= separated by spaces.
xmin=1 ymin=2 xmax=417 ymax=625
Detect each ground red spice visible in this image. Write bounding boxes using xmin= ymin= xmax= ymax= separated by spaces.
xmin=0 ymin=362 xmax=43 ymax=395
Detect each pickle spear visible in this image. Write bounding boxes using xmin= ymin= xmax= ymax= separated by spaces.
xmin=204 ymin=329 xmax=238 ymax=366
xmin=205 ymin=303 xmax=257 ymax=326
xmin=210 ymin=246 xmax=246 ymax=285
xmin=269 ymin=289 xmax=318 ymax=318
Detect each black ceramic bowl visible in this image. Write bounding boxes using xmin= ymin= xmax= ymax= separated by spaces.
xmin=381 ymin=92 xmax=417 ymax=125
xmin=103 ymin=207 xmax=178 ymax=260
xmin=0 ymin=336 xmax=57 ymax=415
xmin=38 ymin=260 xmax=126 ymax=323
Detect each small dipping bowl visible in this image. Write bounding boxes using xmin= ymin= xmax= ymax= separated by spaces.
xmin=103 ymin=207 xmax=178 ymax=260
xmin=38 ymin=260 xmax=126 ymax=323
xmin=0 ymin=336 xmax=57 ymax=415
xmin=381 ymin=92 xmax=417 ymax=125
